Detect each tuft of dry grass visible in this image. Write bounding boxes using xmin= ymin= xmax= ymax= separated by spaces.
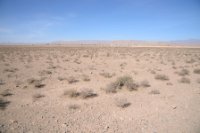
xmin=64 ymin=89 xmax=97 ymax=99
xmin=67 ymin=76 xmax=79 ymax=84
xmin=149 ymin=89 xmax=160 ymax=95
xmin=105 ymin=75 xmax=139 ymax=93
xmin=115 ymin=98 xmax=131 ymax=108
xmin=176 ymin=69 xmax=190 ymax=76
xmin=58 ymin=76 xmax=67 ymax=81
xmin=68 ymin=104 xmax=80 ymax=110
xmin=79 ymin=89 xmax=98 ymax=99
xmin=140 ymin=80 xmax=150 ymax=87
xmin=196 ymin=78 xmax=200 ymax=84
xmin=100 ymin=72 xmax=115 ymax=78
xmin=155 ymin=74 xmax=169 ymax=81
xmin=27 ymin=78 xmax=45 ymax=88
xmin=33 ymin=93 xmax=45 ymax=101
xmin=0 ymin=98 xmax=10 ymax=110
xmin=193 ymin=68 xmax=200 ymax=74
xmin=39 ymin=70 xmax=52 ymax=76
xmin=64 ymin=89 xmax=80 ymax=98
xmin=179 ymin=77 xmax=190 ymax=84
xmin=1 ymin=90 xmax=13 ymax=97
xmin=0 ymin=79 xmax=5 ymax=85
xmin=82 ymin=75 xmax=90 ymax=82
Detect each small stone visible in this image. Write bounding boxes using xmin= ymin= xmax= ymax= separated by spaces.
xmin=172 ymin=106 xmax=177 ymax=109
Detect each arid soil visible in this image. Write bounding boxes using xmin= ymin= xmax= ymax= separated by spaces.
xmin=0 ymin=45 xmax=200 ymax=133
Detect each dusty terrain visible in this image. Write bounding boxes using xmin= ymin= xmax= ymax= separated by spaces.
xmin=0 ymin=45 xmax=200 ymax=133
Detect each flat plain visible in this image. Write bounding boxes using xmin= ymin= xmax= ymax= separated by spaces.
xmin=0 ymin=45 xmax=200 ymax=133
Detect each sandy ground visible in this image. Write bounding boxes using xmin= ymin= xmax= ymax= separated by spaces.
xmin=0 ymin=45 xmax=200 ymax=133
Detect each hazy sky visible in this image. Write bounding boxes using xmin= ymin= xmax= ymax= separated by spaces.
xmin=0 ymin=0 xmax=199 ymax=42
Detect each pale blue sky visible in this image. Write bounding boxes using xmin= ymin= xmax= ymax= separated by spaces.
xmin=0 ymin=0 xmax=200 ymax=42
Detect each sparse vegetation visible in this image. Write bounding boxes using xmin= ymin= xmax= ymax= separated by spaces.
xmin=179 ymin=77 xmax=190 ymax=84
xmin=82 ymin=74 xmax=90 ymax=81
xmin=100 ymin=72 xmax=115 ymax=78
xmin=1 ymin=90 xmax=13 ymax=97
xmin=193 ymin=68 xmax=200 ymax=74
xmin=115 ymin=98 xmax=131 ymax=108
xmin=0 ymin=98 xmax=10 ymax=110
xmin=64 ymin=89 xmax=80 ymax=98
xmin=155 ymin=74 xmax=169 ymax=81
xmin=197 ymin=78 xmax=200 ymax=84
xmin=33 ymin=93 xmax=45 ymax=101
xmin=0 ymin=79 xmax=5 ymax=85
xmin=27 ymin=78 xmax=46 ymax=88
xmin=68 ymin=104 xmax=80 ymax=110
xmin=149 ymin=89 xmax=160 ymax=94
xmin=80 ymin=89 xmax=97 ymax=99
xmin=58 ymin=76 xmax=67 ymax=81
xmin=105 ymin=75 xmax=139 ymax=93
xmin=67 ymin=76 xmax=79 ymax=84
xmin=176 ymin=69 xmax=189 ymax=76
xmin=140 ymin=80 xmax=150 ymax=87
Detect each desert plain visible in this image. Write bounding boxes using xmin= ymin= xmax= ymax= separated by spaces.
xmin=0 ymin=45 xmax=200 ymax=133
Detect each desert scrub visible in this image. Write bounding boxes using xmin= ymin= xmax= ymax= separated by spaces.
xmin=115 ymin=98 xmax=131 ymax=108
xmin=155 ymin=74 xmax=169 ymax=81
xmin=105 ymin=75 xmax=139 ymax=93
xmin=64 ymin=89 xmax=97 ymax=99
xmin=58 ymin=76 xmax=67 ymax=81
xmin=32 ymin=93 xmax=45 ymax=101
xmin=64 ymin=89 xmax=80 ymax=98
xmin=68 ymin=104 xmax=80 ymax=110
xmin=67 ymin=76 xmax=79 ymax=84
xmin=149 ymin=89 xmax=160 ymax=95
xmin=176 ymin=69 xmax=190 ymax=76
xmin=140 ymin=80 xmax=150 ymax=87
xmin=82 ymin=75 xmax=90 ymax=81
xmin=193 ymin=68 xmax=200 ymax=74
xmin=0 ymin=79 xmax=5 ymax=85
xmin=179 ymin=77 xmax=190 ymax=84
xmin=100 ymin=72 xmax=115 ymax=78
xmin=79 ymin=89 xmax=97 ymax=99
xmin=27 ymin=78 xmax=45 ymax=88
xmin=0 ymin=90 xmax=12 ymax=97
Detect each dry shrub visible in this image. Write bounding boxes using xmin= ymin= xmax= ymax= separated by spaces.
xmin=179 ymin=77 xmax=190 ymax=84
xmin=58 ymin=76 xmax=67 ymax=81
xmin=33 ymin=93 xmax=45 ymax=101
xmin=1 ymin=90 xmax=13 ymax=97
xmin=100 ymin=72 xmax=115 ymax=78
xmin=150 ymin=70 xmax=156 ymax=74
xmin=4 ymin=68 xmax=18 ymax=73
xmin=68 ymin=104 xmax=80 ymax=110
xmin=196 ymin=78 xmax=200 ymax=84
xmin=27 ymin=78 xmax=45 ymax=88
xmin=155 ymin=74 xmax=169 ymax=81
xmin=64 ymin=89 xmax=80 ymax=98
xmin=149 ymin=89 xmax=160 ymax=94
xmin=0 ymin=79 xmax=5 ymax=85
xmin=105 ymin=75 xmax=139 ymax=93
xmin=0 ymin=98 xmax=10 ymax=110
xmin=64 ymin=89 xmax=97 ymax=99
xmin=115 ymin=98 xmax=131 ymax=108
xmin=185 ymin=59 xmax=195 ymax=64
xmin=193 ymin=68 xmax=200 ymax=74
xmin=82 ymin=75 xmax=90 ymax=81
xmin=39 ymin=70 xmax=52 ymax=76
xmin=140 ymin=80 xmax=150 ymax=87
xmin=177 ymin=69 xmax=190 ymax=76
xmin=67 ymin=76 xmax=79 ymax=84
xmin=80 ymin=89 xmax=97 ymax=99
